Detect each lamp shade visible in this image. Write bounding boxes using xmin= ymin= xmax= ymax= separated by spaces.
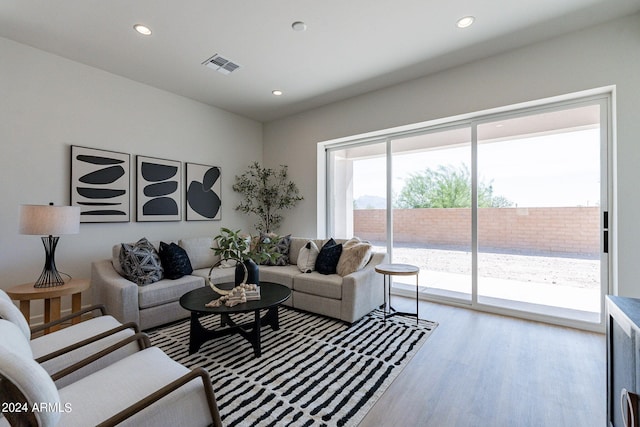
xmin=19 ymin=205 xmax=80 ymax=236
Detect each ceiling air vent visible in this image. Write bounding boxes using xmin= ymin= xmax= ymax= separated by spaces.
xmin=202 ymin=54 xmax=241 ymax=75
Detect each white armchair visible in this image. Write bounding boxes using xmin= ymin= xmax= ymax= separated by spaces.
xmin=0 ymin=289 xmax=139 ymax=387
xmin=0 ymin=320 xmax=222 ymax=427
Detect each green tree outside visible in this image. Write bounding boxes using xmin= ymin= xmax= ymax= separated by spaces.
xmin=394 ymin=164 xmax=513 ymax=209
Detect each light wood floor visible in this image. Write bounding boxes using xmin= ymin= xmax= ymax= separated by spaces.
xmin=359 ymin=296 xmax=605 ymax=427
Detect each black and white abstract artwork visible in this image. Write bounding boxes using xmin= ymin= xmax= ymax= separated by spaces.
xmin=71 ymin=146 xmax=130 ymax=223
xmin=186 ymin=163 xmax=221 ymax=221
xmin=136 ymin=156 xmax=181 ymax=222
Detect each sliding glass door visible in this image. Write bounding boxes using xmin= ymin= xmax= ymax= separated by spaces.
xmin=390 ymin=127 xmax=472 ymax=301
xmin=327 ymin=141 xmax=388 ymax=254
xmin=476 ymin=103 xmax=604 ymax=322
xmin=325 ymin=94 xmax=610 ymax=326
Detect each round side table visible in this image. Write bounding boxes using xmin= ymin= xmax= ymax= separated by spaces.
xmin=375 ymin=263 xmax=420 ymax=324
xmin=6 ymin=278 xmax=91 ymax=334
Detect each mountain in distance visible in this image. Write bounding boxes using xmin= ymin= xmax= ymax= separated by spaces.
xmin=354 ymin=195 xmax=386 ymax=209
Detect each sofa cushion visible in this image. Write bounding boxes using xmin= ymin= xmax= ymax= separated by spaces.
xmin=293 ymin=272 xmax=343 ymax=299
xmin=159 ymin=242 xmax=193 ymax=279
xmin=337 ymin=237 xmax=373 ymax=276
xmin=119 ymin=238 xmax=164 ymax=286
xmin=178 ymin=237 xmax=219 ymax=270
xmin=315 ymin=238 xmax=343 ymax=275
xmin=258 ymin=264 xmax=300 ymax=288
xmin=297 ymin=240 xmax=319 ymax=273
xmin=191 ymin=266 xmax=235 ymax=286
xmin=137 ymin=275 xmax=203 ymax=309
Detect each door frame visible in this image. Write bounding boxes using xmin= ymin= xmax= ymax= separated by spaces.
xmin=320 ymin=88 xmax=615 ymax=332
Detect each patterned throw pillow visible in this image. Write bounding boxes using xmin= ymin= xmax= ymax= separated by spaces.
xmin=119 ymin=238 xmax=164 ymax=285
xmin=315 ymin=238 xmax=343 ymax=275
xmin=159 ymin=241 xmax=193 ymax=280
xmin=259 ymin=233 xmax=292 ymax=266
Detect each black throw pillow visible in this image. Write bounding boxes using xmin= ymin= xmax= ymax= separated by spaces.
xmin=315 ymin=238 xmax=343 ymax=275
xmin=159 ymin=241 xmax=193 ymax=279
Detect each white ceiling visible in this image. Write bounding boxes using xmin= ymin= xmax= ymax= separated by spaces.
xmin=2 ymin=0 xmax=639 ymax=122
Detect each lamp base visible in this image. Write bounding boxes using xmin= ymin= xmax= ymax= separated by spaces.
xmin=34 ymin=236 xmax=66 ymax=288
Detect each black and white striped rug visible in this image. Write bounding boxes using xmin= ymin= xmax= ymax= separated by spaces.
xmin=148 ymin=308 xmax=437 ymax=427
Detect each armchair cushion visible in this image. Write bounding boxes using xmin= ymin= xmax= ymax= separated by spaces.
xmin=30 ymin=315 xmax=138 ymax=388
xmin=0 ymin=344 xmax=61 ymax=427
xmin=57 ymin=347 xmax=212 ymax=427
xmin=0 ymin=299 xmax=31 ymax=340
xmin=0 ymin=289 xmax=12 ymax=304
xmin=0 ymin=319 xmax=32 ymax=360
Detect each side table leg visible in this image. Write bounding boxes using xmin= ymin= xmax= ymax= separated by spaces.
xmin=71 ymin=292 xmax=82 ymax=325
xmin=384 ymin=274 xmax=388 ymax=324
xmin=45 ymin=297 xmax=62 ymax=334
xmin=19 ymin=301 xmax=31 ymax=326
xmin=416 ymin=273 xmax=419 ymax=324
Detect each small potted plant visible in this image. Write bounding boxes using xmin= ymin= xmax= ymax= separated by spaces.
xmin=212 ymin=227 xmax=276 ymax=286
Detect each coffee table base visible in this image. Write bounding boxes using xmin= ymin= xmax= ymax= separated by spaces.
xmin=188 ymin=306 xmax=280 ymax=357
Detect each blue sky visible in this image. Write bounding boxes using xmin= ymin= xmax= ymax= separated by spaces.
xmin=353 ymin=128 xmax=601 ymax=208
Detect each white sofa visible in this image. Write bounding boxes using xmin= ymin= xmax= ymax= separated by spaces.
xmin=92 ymin=236 xmax=386 ymax=330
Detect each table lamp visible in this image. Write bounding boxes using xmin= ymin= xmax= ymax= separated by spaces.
xmin=19 ymin=203 xmax=81 ymax=288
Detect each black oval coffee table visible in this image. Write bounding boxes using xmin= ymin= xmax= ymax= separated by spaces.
xmin=179 ymin=282 xmax=291 ymax=357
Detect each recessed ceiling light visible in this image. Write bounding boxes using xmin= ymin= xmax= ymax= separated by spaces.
xmin=456 ymin=16 xmax=475 ymax=29
xmin=272 ymin=90 xmax=283 ymax=96
xmin=133 ymin=24 xmax=152 ymax=36
xmin=291 ymin=21 xmax=307 ymax=32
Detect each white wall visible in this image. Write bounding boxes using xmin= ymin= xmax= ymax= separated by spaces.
xmin=264 ymin=13 xmax=640 ymax=298
xmin=0 ymin=37 xmax=262 ymax=313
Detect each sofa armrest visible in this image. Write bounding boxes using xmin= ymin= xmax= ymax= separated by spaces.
xmin=91 ymin=260 xmax=140 ymax=326
xmin=340 ymin=252 xmax=388 ymax=323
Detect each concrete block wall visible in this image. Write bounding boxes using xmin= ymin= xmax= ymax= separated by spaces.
xmin=353 ymin=207 xmax=600 ymax=254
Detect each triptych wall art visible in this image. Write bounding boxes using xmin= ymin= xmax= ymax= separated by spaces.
xmin=70 ymin=146 xmax=131 ymax=223
xmin=70 ymin=145 xmax=222 ymax=223
xmin=137 ymin=156 xmax=182 ymax=222
xmin=186 ymin=163 xmax=222 ymax=221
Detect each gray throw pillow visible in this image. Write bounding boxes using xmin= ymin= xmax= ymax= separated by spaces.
xmin=119 ymin=237 xmax=164 ymax=285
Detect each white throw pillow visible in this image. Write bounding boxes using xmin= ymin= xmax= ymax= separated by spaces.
xmin=297 ymin=240 xmax=319 ymax=273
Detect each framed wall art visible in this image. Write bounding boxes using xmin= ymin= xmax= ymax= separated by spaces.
xmin=70 ymin=145 xmax=130 ymax=223
xmin=185 ymin=163 xmax=221 ymax=221
xmin=136 ymin=155 xmax=182 ymax=222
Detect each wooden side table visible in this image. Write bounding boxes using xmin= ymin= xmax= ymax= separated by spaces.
xmin=6 ymin=278 xmax=90 ymax=334
xmin=375 ymin=263 xmax=420 ymax=323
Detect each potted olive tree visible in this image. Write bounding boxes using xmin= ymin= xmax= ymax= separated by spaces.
xmin=232 ymin=162 xmax=303 ymax=233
